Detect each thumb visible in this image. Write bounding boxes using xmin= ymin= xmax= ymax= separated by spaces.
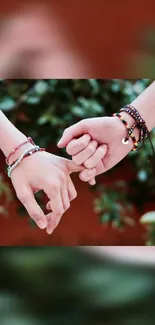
xmin=57 ymin=121 xmax=86 ymax=148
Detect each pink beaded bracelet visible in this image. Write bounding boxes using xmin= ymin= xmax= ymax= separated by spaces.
xmin=9 ymin=147 xmax=46 ymax=168
xmin=5 ymin=137 xmax=35 ymax=166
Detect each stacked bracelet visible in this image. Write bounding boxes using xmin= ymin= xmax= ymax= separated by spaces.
xmin=120 ymin=104 xmax=149 ymax=146
xmin=6 ymin=136 xmax=46 ymax=178
xmin=7 ymin=146 xmax=40 ymax=178
xmin=9 ymin=147 xmax=46 ymax=168
xmin=113 ymin=104 xmax=155 ymax=162
xmin=6 ymin=137 xmax=35 ymax=166
xmin=112 ymin=113 xmax=139 ymax=151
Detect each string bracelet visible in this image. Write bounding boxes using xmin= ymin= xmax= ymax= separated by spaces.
xmin=112 ymin=112 xmax=139 ymax=151
xmin=6 ymin=137 xmax=35 ymax=166
xmin=7 ymin=146 xmax=40 ymax=178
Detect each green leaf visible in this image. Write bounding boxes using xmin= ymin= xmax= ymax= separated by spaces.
xmin=0 ymin=97 xmax=15 ymax=111
xmin=72 ymin=106 xmax=85 ymax=117
xmin=100 ymin=213 xmax=110 ymax=223
xmin=137 ymin=170 xmax=148 ymax=182
xmin=34 ymin=80 xmax=49 ymax=95
xmin=25 ymin=96 xmax=41 ymax=104
xmin=88 ymin=79 xmax=100 ymax=94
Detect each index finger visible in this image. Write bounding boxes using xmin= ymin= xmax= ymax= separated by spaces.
xmin=66 ymin=134 xmax=91 ymax=155
xmin=57 ymin=121 xmax=87 ymax=148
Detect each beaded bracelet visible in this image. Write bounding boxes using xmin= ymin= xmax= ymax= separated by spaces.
xmin=7 ymin=146 xmax=40 ymax=178
xmin=6 ymin=137 xmax=35 ymax=166
xmin=9 ymin=147 xmax=46 ymax=168
xmin=119 ymin=105 xmax=155 ymax=162
xmin=120 ymin=105 xmax=149 ymax=144
xmin=112 ymin=113 xmax=139 ymax=151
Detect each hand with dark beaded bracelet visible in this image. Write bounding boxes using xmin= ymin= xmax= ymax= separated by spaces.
xmin=119 ymin=105 xmax=151 ymax=152
xmin=120 ymin=108 xmax=145 ymax=148
xmin=119 ymin=104 xmax=155 ymax=161
xmin=120 ymin=105 xmax=149 ymax=140
xmin=112 ymin=113 xmax=139 ymax=151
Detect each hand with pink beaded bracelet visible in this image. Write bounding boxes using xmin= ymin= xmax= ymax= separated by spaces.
xmin=0 ymin=110 xmax=96 ymax=234
xmin=5 ymin=137 xmax=35 ymax=166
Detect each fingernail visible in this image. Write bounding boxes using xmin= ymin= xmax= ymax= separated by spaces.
xmin=57 ymin=139 xmax=62 ymax=146
xmin=102 ymin=144 xmax=107 ymax=151
xmin=91 ymin=179 xmax=96 ymax=185
xmin=87 ymin=169 xmax=94 ymax=176
xmin=47 ymin=229 xmax=53 ymax=235
xmin=38 ymin=220 xmax=47 ymax=229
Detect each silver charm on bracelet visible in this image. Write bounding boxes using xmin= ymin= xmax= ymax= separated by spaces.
xmin=122 ymin=137 xmax=129 ymax=145
xmin=7 ymin=146 xmax=39 ymax=178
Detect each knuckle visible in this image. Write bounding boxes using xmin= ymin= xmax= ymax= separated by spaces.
xmin=59 ymin=173 xmax=66 ymax=183
xmin=64 ymin=128 xmax=69 ymax=134
xmin=89 ymin=144 xmax=95 ymax=153
xmin=84 ymin=161 xmax=91 ymax=168
xmin=50 ymin=183 xmax=60 ymax=193
xmin=31 ymin=211 xmax=40 ymax=221
xmin=55 ymin=218 xmax=60 ymax=227
xmin=65 ymin=202 xmax=70 ymax=210
xmin=16 ymin=191 xmax=30 ymax=203
xmin=55 ymin=210 xmax=63 ymax=218
xmin=72 ymin=155 xmax=79 ymax=164
xmin=71 ymin=189 xmax=77 ymax=200
xmin=73 ymin=190 xmax=77 ymax=199
xmin=80 ymin=120 xmax=86 ymax=127
xmin=81 ymin=138 xmax=87 ymax=146
xmin=56 ymin=206 xmax=64 ymax=216
xmin=66 ymin=143 xmax=72 ymax=154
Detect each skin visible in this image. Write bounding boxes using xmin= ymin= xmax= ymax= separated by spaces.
xmin=58 ymin=81 xmax=155 ymax=182
xmin=0 ymin=111 xmax=97 ymax=234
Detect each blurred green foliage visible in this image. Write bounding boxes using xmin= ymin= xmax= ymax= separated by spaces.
xmin=1 ymin=247 xmax=155 ymax=325
xmin=0 ymin=79 xmax=155 ymax=243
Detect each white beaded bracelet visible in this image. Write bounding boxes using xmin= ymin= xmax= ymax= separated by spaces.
xmin=7 ymin=146 xmax=40 ymax=178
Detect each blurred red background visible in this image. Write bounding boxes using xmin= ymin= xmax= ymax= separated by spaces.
xmin=0 ymin=0 xmax=155 ymax=77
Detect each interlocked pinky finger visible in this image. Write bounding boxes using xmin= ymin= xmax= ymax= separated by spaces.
xmin=89 ymin=178 xmax=96 ymax=186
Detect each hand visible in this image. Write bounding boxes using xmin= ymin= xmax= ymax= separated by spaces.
xmin=10 ymin=150 xmax=96 ymax=234
xmin=58 ymin=115 xmax=139 ymax=180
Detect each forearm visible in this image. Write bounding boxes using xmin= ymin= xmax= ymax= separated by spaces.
xmin=0 ymin=110 xmax=33 ymax=161
xmin=119 ymin=81 xmax=155 ymax=142
xmin=131 ymin=81 xmax=155 ymax=131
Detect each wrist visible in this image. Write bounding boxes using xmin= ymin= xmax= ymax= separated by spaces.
xmin=0 ymin=111 xmax=30 ymax=158
xmin=119 ymin=111 xmax=140 ymax=142
xmin=1 ymin=132 xmax=28 ymax=158
xmin=8 ymin=141 xmax=35 ymax=166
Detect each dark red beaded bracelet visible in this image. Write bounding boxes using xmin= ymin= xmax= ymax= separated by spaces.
xmin=6 ymin=137 xmax=35 ymax=166
xmin=9 ymin=147 xmax=46 ymax=168
xmin=120 ymin=105 xmax=149 ymax=142
xmin=112 ymin=113 xmax=139 ymax=151
xmin=119 ymin=104 xmax=155 ymax=162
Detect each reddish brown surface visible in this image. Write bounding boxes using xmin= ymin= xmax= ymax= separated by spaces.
xmin=0 ymin=151 xmax=147 ymax=246
xmin=1 ymin=0 xmax=155 ymax=76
